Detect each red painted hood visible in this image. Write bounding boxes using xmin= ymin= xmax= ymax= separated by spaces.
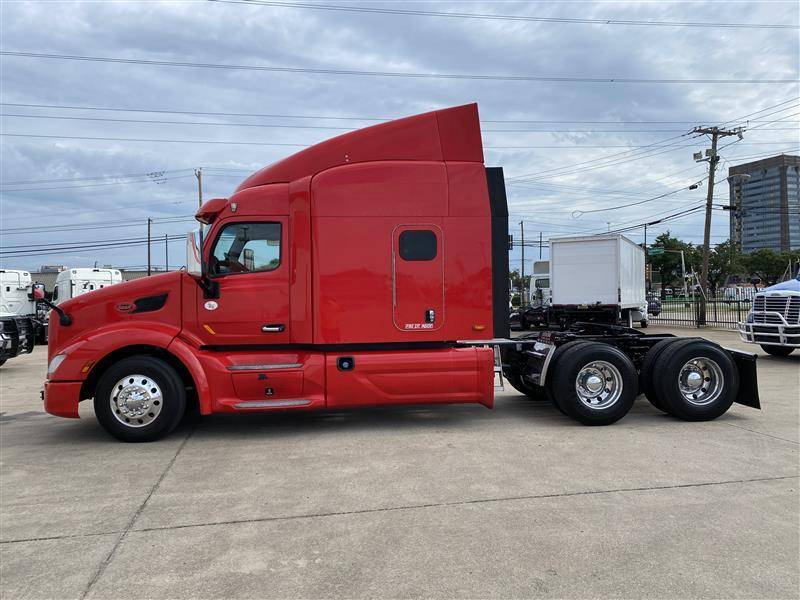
xmin=48 ymin=271 xmax=186 ymax=361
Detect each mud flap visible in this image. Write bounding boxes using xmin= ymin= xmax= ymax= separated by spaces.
xmin=725 ymin=348 xmax=761 ymax=409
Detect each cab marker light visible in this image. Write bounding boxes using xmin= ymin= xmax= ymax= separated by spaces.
xmin=81 ymin=360 xmax=95 ymax=374
xmin=203 ymin=324 xmax=216 ymax=334
xmin=472 ymin=324 xmax=486 ymax=331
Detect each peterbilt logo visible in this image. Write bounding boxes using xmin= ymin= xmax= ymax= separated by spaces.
xmin=115 ymin=302 xmax=135 ymax=313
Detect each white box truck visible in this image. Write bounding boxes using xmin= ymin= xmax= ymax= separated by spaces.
xmin=549 ymin=234 xmax=648 ymax=328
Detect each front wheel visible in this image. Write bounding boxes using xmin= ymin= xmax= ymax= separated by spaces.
xmin=94 ymin=356 xmax=186 ymax=442
xmin=760 ymin=345 xmax=795 ymax=357
xmin=549 ymin=343 xmax=638 ymax=425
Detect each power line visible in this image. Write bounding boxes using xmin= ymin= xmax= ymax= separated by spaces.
xmin=1 ymin=51 xmax=795 ymax=84
xmin=3 ymin=102 xmax=797 ymax=125
xmin=6 ymin=131 xmax=793 ymax=149
xmin=3 ymin=112 xmax=797 ymax=133
xmin=209 ymin=0 xmax=800 ymax=29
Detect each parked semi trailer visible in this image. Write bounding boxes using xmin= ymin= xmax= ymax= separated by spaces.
xmin=0 ymin=269 xmax=39 ymax=366
xmin=41 ymin=104 xmax=760 ymax=442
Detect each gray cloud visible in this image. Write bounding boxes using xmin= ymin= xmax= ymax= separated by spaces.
xmin=1 ymin=0 xmax=798 ymax=271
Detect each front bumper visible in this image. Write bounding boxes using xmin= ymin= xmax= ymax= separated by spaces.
xmin=43 ymin=380 xmax=83 ymax=418
xmin=738 ymin=321 xmax=800 ymax=348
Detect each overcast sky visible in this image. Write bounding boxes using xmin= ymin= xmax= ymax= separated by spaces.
xmin=1 ymin=0 xmax=798 ymax=273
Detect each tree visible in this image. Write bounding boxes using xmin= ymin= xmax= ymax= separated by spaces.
xmin=745 ymin=249 xmax=800 ymax=285
xmin=708 ymin=240 xmax=745 ymax=294
xmin=509 ymin=269 xmax=531 ymax=306
xmin=648 ymin=232 xmax=700 ymax=289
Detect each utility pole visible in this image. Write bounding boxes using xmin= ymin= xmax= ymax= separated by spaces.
xmin=693 ymin=125 xmax=743 ymax=324
xmin=146 ymin=217 xmax=152 ymax=277
xmin=538 ymin=231 xmax=543 ymax=259
xmin=644 ymin=223 xmax=648 ymax=291
xmin=165 ymin=233 xmax=169 ymax=272
xmin=519 ymin=221 xmax=525 ymax=305
xmin=195 ymin=167 xmax=203 ymax=208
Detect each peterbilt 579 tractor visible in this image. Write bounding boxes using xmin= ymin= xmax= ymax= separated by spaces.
xmin=42 ymin=104 xmax=760 ymax=442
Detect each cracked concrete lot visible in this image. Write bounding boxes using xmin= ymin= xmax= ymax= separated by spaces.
xmin=1 ymin=327 xmax=798 ymax=599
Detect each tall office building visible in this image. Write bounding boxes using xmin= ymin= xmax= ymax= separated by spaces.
xmin=728 ymin=154 xmax=800 ymax=253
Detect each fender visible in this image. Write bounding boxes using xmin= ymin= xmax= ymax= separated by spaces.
xmin=48 ymin=321 xmax=181 ymax=382
xmin=167 ymin=336 xmax=213 ymax=415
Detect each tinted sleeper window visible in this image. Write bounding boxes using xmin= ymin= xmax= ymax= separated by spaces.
xmin=399 ymin=230 xmax=437 ymax=261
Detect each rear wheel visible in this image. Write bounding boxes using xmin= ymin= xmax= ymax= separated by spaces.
xmin=549 ymin=342 xmax=638 ymax=425
xmin=760 ymin=345 xmax=795 ymax=357
xmin=94 ymin=356 xmax=186 ymax=442
xmin=640 ymin=338 xmax=695 ymax=413
xmin=504 ymin=369 xmax=546 ymax=400
xmin=653 ymin=340 xmax=738 ymax=421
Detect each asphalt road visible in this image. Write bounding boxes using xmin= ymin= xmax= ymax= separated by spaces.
xmin=1 ymin=327 xmax=798 ymax=599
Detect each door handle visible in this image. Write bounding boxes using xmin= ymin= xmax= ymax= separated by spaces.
xmin=261 ymin=324 xmax=285 ymax=333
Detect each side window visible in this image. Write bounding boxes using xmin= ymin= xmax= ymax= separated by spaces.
xmin=210 ymin=222 xmax=281 ymax=276
xmin=399 ymin=230 xmax=437 ymax=261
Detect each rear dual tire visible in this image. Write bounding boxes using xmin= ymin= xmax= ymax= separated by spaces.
xmin=548 ymin=342 xmax=638 ymax=425
xmin=642 ymin=339 xmax=738 ymax=421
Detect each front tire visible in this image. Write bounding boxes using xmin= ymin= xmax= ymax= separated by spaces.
xmin=94 ymin=356 xmax=186 ymax=442
xmin=760 ymin=345 xmax=795 ymax=357
xmin=550 ymin=342 xmax=638 ymax=425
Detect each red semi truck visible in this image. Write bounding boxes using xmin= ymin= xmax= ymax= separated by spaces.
xmin=42 ymin=104 xmax=760 ymax=442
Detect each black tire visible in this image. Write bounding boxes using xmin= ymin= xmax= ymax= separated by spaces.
xmin=639 ymin=338 xmax=691 ymax=412
xmin=550 ymin=342 xmax=638 ymax=425
xmin=94 ymin=356 xmax=186 ymax=442
xmin=0 ymin=357 xmax=6 ymax=367
xmin=504 ymin=369 xmax=547 ymax=400
xmin=760 ymin=345 xmax=795 ymax=357
xmin=545 ymin=341 xmax=594 ymax=415
xmin=653 ymin=340 xmax=739 ymax=421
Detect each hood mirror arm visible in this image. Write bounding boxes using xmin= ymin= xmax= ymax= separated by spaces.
xmin=38 ymin=297 xmax=72 ymax=326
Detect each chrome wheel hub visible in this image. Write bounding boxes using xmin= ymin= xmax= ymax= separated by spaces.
xmin=110 ymin=374 xmax=163 ymax=427
xmin=575 ymin=361 xmax=623 ymax=410
xmin=678 ymin=358 xmax=724 ymax=406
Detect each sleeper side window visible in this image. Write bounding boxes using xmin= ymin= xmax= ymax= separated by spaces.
xmin=210 ymin=222 xmax=281 ymax=276
xmin=399 ymin=230 xmax=437 ymax=261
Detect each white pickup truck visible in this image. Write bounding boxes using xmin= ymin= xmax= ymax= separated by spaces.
xmin=738 ymin=276 xmax=800 ymax=356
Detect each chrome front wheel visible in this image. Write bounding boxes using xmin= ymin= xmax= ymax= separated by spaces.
xmin=95 ymin=356 xmax=186 ymax=442
xmin=110 ymin=374 xmax=164 ymax=427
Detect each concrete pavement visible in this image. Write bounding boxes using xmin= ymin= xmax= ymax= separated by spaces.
xmin=1 ymin=327 xmax=797 ymax=599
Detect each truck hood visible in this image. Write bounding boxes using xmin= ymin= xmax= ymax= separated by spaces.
xmin=49 ymin=271 xmax=187 ymax=361
xmin=761 ymin=278 xmax=800 ymax=294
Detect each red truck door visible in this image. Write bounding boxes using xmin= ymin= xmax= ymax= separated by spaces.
xmin=195 ymin=218 xmax=290 ymax=345
xmin=392 ymin=224 xmax=444 ymax=332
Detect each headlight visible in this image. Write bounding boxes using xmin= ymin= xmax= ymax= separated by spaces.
xmin=47 ymin=353 xmax=67 ymax=377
